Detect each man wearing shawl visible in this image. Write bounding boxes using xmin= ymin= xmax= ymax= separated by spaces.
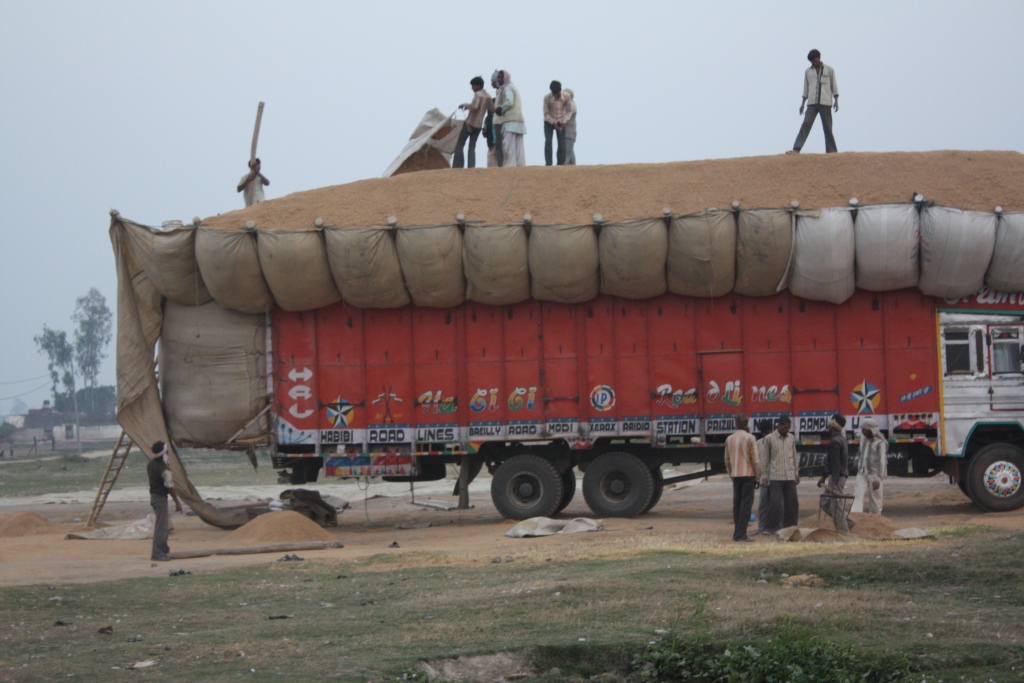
xmin=148 ymin=441 xmax=182 ymax=561
xmin=853 ymin=418 xmax=887 ymax=514
xmin=497 ymin=70 xmax=527 ymax=166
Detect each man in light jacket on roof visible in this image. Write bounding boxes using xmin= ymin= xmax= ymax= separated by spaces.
xmin=562 ymin=88 xmax=577 ymax=165
xmin=497 ymin=70 xmax=526 ymax=167
xmin=789 ymin=49 xmax=838 ymax=154
xmin=237 ymin=158 xmax=269 ymax=206
xmin=543 ymin=80 xmax=572 ymax=166
xmin=852 ymin=418 xmax=887 ymax=514
xmin=454 ymin=76 xmax=490 ymax=169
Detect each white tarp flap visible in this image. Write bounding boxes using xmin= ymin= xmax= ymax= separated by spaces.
xmin=121 ymin=221 xmax=213 ymax=306
xmin=529 ymin=224 xmax=599 ymax=303
xmin=463 ymin=224 xmax=531 ymax=305
xmin=986 ymin=212 xmax=1024 ymax=292
xmin=324 ymin=226 xmax=411 ymax=308
xmin=599 ymin=219 xmax=668 ymax=299
xmin=395 ymin=225 xmax=465 ymax=307
xmin=919 ymin=206 xmax=998 ymax=298
xmin=195 ymin=229 xmax=275 ymax=314
xmin=256 ymin=230 xmax=343 ymax=312
xmin=790 ymin=208 xmax=856 ymax=304
xmin=382 ymin=109 xmax=464 ymax=178
xmin=734 ymin=209 xmax=793 ymax=297
xmin=159 ymin=300 xmax=269 ymax=447
xmin=505 ymin=516 xmax=602 ymax=538
xmin=66 ymin=515 xmax=154 ymax=540
xmin=855 ymin=204 xmax=920 ymax=291
xmin=667 ymin=210 xmax=736 ymax=298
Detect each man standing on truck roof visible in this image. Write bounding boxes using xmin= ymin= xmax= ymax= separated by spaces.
xmin=724 ymin=413 xmax=761 ymax=542
xmin=562 ymin=88 xmax=577 ymax=165
xmin=237 ymin=158 xmax=269 ymax=207
xmin=497 ymin=70 xmax=527 ymax=167
xmin=454 ymin=76 xmax=490 ymax=169
xmin=542 ymin=80 xmax=572 ymax=166
xmin=788 ymin=49 xmax=838 ymax=154
xmin=148 ymin=441 xmax=182 ymax=562
xmin=761 ymin=415 xmax=800 ymax=534
xmin=488 ymin=71 xmax=503 ymax=167
xmin=752 ymin=419 xmax=776 ymax=536
xmin=818 ymin=414 xmax=852 ymax=533
xmin=852 ymin=418 xmax=888 ymax=514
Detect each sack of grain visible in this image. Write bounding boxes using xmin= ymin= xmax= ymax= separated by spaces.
xmin=195 ymin=229 xmax=274 ymax=313
xmin=121 ymin=221 xmax=212 ymax=306
xmin=324 ymin=226 xmax=410 ymax=308
xmin=463 ymin=224 xmax=530 ymax=305
xmin=854 ymin=204 xmax=920 ymax=291
xmin=667 ymin=210 xmax=736 ymax=298
xmin=986 ymin=212 xmax=1024 ymax=292
xmin=257 ymin=230 xmax=342 ymax=312
xmin=159 ymin=300 xmax=268 ymax=447
xmin=395 ymin=225 xmax=465 ymax=307
xmin=734 ymin=209 xmax=793 ymax=297
xmin=919 ymin=206 xmax=997 ymax=298
xmin=789 ymin=208 xmax=855 ymax=304
xmin=529 ymin=224 xmax=599 ymax=303
xmin=599 ymin=219 xmax=668 ymax=299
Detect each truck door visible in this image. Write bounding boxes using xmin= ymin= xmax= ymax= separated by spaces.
xmin=987 ymin=325 xmax=1024 ymax=411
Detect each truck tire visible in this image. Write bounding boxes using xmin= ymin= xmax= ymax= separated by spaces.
xmin=643 ymin=466 xmax=664 ymax=514
xmin=491 ymin=455 xmax=565 ymax=520
xmin=555 ymin=468 xmax=577 ymax=514
xmin=582 ymin=452 xmax=655 ymax=517
xmin=966 ymin=444 xmax=1024 ymax=512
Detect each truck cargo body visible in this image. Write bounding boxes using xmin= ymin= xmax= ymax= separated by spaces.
xmin=272 ymin=288 xmax=1024 ymax=517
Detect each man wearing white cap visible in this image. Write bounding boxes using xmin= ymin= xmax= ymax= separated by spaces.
xmin=148 ymin=440 xmax=182 ymax=561
xmin=852 ymin=419 xmax=887 ymax=514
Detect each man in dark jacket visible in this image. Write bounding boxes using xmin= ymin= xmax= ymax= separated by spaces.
xmin=818 ymin=414 xmax=852 ymax=533
xmin=148 ymin=441 xmax=182 ymax=561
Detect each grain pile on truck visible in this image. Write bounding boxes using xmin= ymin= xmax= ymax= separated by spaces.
xmin=109 ymin=150 xmax=1024 ymax=528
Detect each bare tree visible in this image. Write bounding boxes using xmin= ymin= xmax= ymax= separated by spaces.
xmin=72 ymin=288 xmax=112 ymax=414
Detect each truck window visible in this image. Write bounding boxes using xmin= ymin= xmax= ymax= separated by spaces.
xmin=943 ymin=330 xmax=971 ymax=374
xmin=991 ymin=327 xmax=1023 ymax=375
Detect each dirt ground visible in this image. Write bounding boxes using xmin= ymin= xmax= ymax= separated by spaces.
xmin=0 ymin=474 xmax=1020 ymax=588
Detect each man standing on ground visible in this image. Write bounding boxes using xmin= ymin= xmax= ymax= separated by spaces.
xmin=761 ymin=415 xmax=800 ymax=533
xmin=852 ymin=418 xmax=887 ymax=514
xmin=724 ymin=413 xmax=760 ymax=542
xmin=819 ymin=414 xmax=852 ymax=533
xmin=237 ymin=158 xmax=269 ymax=206
xmin=753 ymin=419 xmax=775 ymax=535
xmin=148 ymin=440 xmax=182 ymax=561
xmin=454 ymin=76 xmax=490 ymax=169
xmin=562 ymin=88 xmax=577 ymax=165
xmin=543 ymin=81 xmax=572 ymax=166
xmin=789 ymin=49 xmax=838 ymax=154
xmin=497 ymin=70 xmax=527 ymax=167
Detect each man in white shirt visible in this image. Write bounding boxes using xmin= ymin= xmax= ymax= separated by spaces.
xmin=543 ymin=80 xmax=572 ymax=166
xmin=454 ymin=76 xmax=490 ymax=168
xmin=497 ymin=70 xmax=527 ymax=167
xmin=237 ymin=158 xmax=269 ymax=206
xmin=790 ymin=49 xmax=839 ymax=154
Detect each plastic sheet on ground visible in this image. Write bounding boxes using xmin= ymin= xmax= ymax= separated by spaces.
xmin=324 ymin=226 xmax=410 ymax=308
xmin=986 ymin=212 xmax=1024 ymax=293
xmin=667 ymin=210 xmax=736 ymax=298
xmin=777 ymin=526 xmax=845 ymax=542
xmin=734 ymin=209 xmax=793 ymax=296
xmin=919 ymin=206 xmax=997 ymax=298
xmin=789 ymin=208 xmax=855 ymax=304
xmin=195 ymin=228 xmax=275 ymax=313
xmin=599 ymin=219 xmax=668 ymax=299
xmin=396 ymin=225 xmax=465 ymax=307
xmin=854 ymin=204 xmax=920 ymax=291
xmin=463 ymin=224 xmax=530 ymax=305
xmin=505 ymin=516 xmax=602 ymax=538
xmin=257 ymin=230 xmax=342 ymax=311
xmin=529 ymin=224 xmax=599 ymax=303
xmin=66 ymin=515 xmax=154 ymax=540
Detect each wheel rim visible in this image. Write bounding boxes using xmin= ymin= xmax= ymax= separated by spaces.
xmin=982 ymin=460 xmax=1022 ymax=499
xmin=600 ymin=471 xmax=631 ymax=503
xmin=508 ymin=473 xmax=542 ymax=507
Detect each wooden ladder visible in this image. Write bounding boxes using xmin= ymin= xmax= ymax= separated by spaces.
xmin=86 ymin=431 xmax=134 ymax=527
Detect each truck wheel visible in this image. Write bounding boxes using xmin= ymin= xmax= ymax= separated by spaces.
xmin=643 ymin=466 xmax=665 ymax=514
xmin=966 ymin=444 xmax=1024 ymax=512
xmin=491 ymin=455 xmax=565 ymax=520
xmin=957 ymin=477 xmax=972 ymax=500
xmin=582 ymin=452 xmax=655 ymax=517
xmin=555 ymin=468 xmax=577 ymax=514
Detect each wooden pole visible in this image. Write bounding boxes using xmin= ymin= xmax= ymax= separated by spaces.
xmin=250 ymin=101 xmax=265 ymax=163
xmin=166 ymin=540 xmax=332 ymax=561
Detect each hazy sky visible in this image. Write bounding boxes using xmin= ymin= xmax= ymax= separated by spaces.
xmin=2 ymin=1 xmax=1023 ymax=415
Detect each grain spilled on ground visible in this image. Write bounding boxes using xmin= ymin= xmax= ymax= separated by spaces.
xmin=224 ymin=510 xmax=333 ymax=545
xmin=0 ymin=512 xmax=55 ymax=538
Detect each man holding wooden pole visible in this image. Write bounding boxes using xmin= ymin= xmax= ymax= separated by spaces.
xmin=237 ymin=102 xmax=269 ymax=206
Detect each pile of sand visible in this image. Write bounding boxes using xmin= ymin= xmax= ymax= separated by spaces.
xmin=224 ymin=510 xmax=333 ymax=545
xmin=848 ymin=513 xmax=903 ymax=540
xmin=0 ymin=512 xmax=55 ymax=538
xmin=203 ymin=151 xmax=1024 ymax=231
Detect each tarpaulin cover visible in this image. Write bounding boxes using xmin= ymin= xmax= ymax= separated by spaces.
xmin=463 ymin=224 xmax=530 ymax=305
xmin=854 ymin=204 xmax=920 ymax=291
xmin=734 ymin=209 xmax=793 ymax=296
xmin=667 ymin=210 xmax=736 ymax=298
xmin=159 ymin=300 xmax=268 ymax=447
xmin=986 ymin=212 xmax=1024 ymax=292
xmin=256 ymin=230 xmax=342 ymax=311
xmin=382 ymin=108 xmax=464 ymax=178
xmin=195 ymin=228 xmax=274 ymax=313
xmin=122 ymin=221 xmax=212 ymax=306
xmin=529 ymin=224 xmax=599 ymax=303
xmin=599 ymin=219 xmax=668 ymax=299
xmin=324 ymin=226 xmax=410 ymax=308
xmin=396 ymin=225 xmax=465 ymax=307
xmin=790 ymin=208 xmax=856 ymax=304
xmin=919 ymin=206 xmax=997 ymax=298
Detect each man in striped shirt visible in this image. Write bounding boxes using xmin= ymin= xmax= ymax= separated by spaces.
xmin=724 ymin=413 xmax=761 ymax=542
xmin=760 ymin=415 xmax=800 ymax=533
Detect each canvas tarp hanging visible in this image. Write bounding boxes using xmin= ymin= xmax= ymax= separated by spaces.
xmin=789 ymin=208 xmax=856 ymax=304
xmin=395 ymin=224 xmax=466 ymax=307
xmin=854 ymin=204 xmax=920 ymax=291
xmin=734 ymin=209 xmax=793 ymax=297
xmin=195 ymin=228 xmax=275 ymax=313
xmin=529 ymin=224 xmax=599 ymax=303
xmin=919 ymin=206 xmax=997 ymax=298
xmin=463 ymin=224 xmax=531 ymax=305
xmin=121 ymin=221 xmax=212 ymax=306
xmin=382 ymin=108 xmax=464 ymax=178
xmin=986 ymin=212 xmax=1024 ymax=293
xmin=324 ymin=226 xmax=410 ymax=308
xmin=599 ymin=218 xmax=668 ymax=299
xmin=256 ymin=230 xmax=342 ymax=311
xmin=667 ymin=210 xmax=736 ymax=298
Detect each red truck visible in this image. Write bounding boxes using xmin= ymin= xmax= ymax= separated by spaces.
xmin=271 ymin=286 xmax=1024 ymax=518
